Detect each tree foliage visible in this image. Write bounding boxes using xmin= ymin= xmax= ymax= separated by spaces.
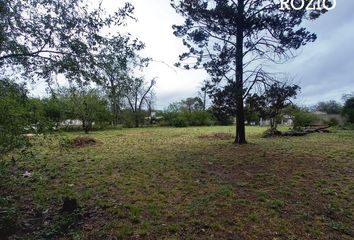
xmin=0 ymin=78 xmax=28 ymax=154
xmin=164 ymin=96 xmax=213 ymax=127
xmin=96 ymin=34 xmax=149 ymax=125
xmin=178 ymin=97 xmax=204 ymax=113
xmin=248 ymin=82 xmax=300 ymax=129
xmin=125 ymin=77 xmax=156 ymax=127
xmin=0 ymin=0 xmax=134 ymax=80
xmin=58 ymin=86 xmax=111 ymax=133
xmin=314 ymin=100 xmax=342 ymax=114
xmin=343 ymin=96 xmax=354 ymax=124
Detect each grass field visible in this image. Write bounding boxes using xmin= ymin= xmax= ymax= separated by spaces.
xmin=1 ymin=126 xmax=353 ymax=239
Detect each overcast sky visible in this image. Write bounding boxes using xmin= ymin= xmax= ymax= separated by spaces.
xmin=31 ymin=0 xmax=354 ymax=109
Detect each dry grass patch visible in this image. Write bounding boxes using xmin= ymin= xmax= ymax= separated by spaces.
xmin=198 ymin=132 xmax=233 ymax=140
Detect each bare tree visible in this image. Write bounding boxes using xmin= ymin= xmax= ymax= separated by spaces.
xmin=145 ymin=90 xmax=156 ymax=124
xmin=96 ymin=35 xmax=149 ymax=125
xmin=125 ymin=77 xmax=156 ymax=127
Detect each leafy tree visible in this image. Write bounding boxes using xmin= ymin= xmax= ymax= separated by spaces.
xmin=0 ymin=0 xmax=134 ymax=80
xmin=293 ymin=109 xmax=318 ymax=129
xmin=244 ymin=98 xmax=260 ymax=125
xmin=96 ymin=34 xmax=149 ymax=125
xmin=42 ymin=97 xmax=66 ymax=128
xmin=59 ymin=86 xmax=111 ymax=133
xmin=125 ymin=77 xmax=156 ymax=127
xmin=342 ymin=96 xmax=354 ymax=124
xmin=249 ymin=83 xmax=300 ymax=129
xmin=314 ymin=100 xmax=342 ymax=114
xmin=25 ymin=98 xmax=47 ymax=133
xmin=171 ymin=0 xmax=331 ymax=143
xmin=164 ymin=96 xmax=213 ymax=127
xmin=166 ymin=102 xmax=182 ymax=113
xmin=166 ymin=97 xmax=204 ymax=113
xmin=180 ymin=97 xmax=204 ymax=113
xmin=0 ymin=78 xmax=28 ymax=155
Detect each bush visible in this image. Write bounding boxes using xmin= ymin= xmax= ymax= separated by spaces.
xmin=161 ymin=110 xmax=213 ymax=127
xmin=0 ymin=79 xmax=29 ymax=155
xmin=172 ymin=115 xmax=189 ymax=127
xmin=327 ymin=117 xmax=339 ymax=126
xmin=210 ymin=108 xmax=234 ymax=126
xmin=293 ymin=110 xmax=318 ymax=129
xmin=188 ymin=110 xmax=213 ymax=126
xmin=121 ymin=110 xmax=146 ymax=128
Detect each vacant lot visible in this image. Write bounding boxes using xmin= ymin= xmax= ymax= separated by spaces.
xmin=1 ymin=126 xmax=353 ymax=239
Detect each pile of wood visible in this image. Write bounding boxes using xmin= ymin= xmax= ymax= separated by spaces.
xmin=281 ymin=125 xmax=331 ymax=137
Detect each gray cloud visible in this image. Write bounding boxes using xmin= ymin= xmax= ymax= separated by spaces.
xmin=283 ymin=1 xmax=354 ymax=105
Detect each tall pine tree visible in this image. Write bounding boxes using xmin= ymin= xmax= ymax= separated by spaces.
xmin=171 ymin=0 xmax=332 ymax=144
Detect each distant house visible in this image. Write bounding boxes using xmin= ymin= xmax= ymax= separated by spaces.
xmin=259 ymin=115 xmax=294 ymax=127
xmin=61 ymin=119 xmax=83 ymax=126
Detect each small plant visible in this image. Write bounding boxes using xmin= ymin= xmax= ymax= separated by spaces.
xmin=37 ymin=211 xmax=82 ymax=239
xmin=59 ymin=136 xmax=74 ymax=149
xmin=268 ymin=199 xmax=285 ymax=210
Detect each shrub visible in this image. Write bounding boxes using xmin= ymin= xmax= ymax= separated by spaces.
xmin=121 ymin=110 xmax=146 ymax=128
xmin=187 ymin=110 xmax=213 ymax=126
xmin=0 ymin=79 xmax=29 ymax=155
xmin=293 ymin=110 xmax=318 ymax=129
xmin=160 ymin=110 xmax=213 ymax=127
xmin=210 ymin=107 xmax=234 ymax=125
xmin=327 ymin=117 xmax=339 ymax=126
xmin=172 ymin=115 xmax=189 ymax=127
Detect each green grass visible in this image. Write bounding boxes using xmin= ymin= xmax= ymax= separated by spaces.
xmin=1 ymin=126 xmax=353 ymax=239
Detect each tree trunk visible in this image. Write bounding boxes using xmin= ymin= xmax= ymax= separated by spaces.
xmin=83 ymin=120 xmax=89 ymax=134
xmin=82 ymin=119 xmax=86 ymax=133
xmin=270 ymin=118 xmax=275 ymax=129
xmin=111 ymin=100 xmax=117 ymax=125
xmin=234 ymin=0 xmax=246 ymax=144
xmin=110 ymin=85 xmax=119 ymax=126
xmin=135 ymin=113 xmax=139 ymax=128
xmin=203 ymin=90 xmax=206 ymax=111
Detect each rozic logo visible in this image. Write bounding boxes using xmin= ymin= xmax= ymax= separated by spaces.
xmin=280 ymin=0 xmax=336 ymax=10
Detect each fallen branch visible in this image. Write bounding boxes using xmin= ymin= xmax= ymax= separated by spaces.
xmin=281 ymin=125 xmax=331 ymax=137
